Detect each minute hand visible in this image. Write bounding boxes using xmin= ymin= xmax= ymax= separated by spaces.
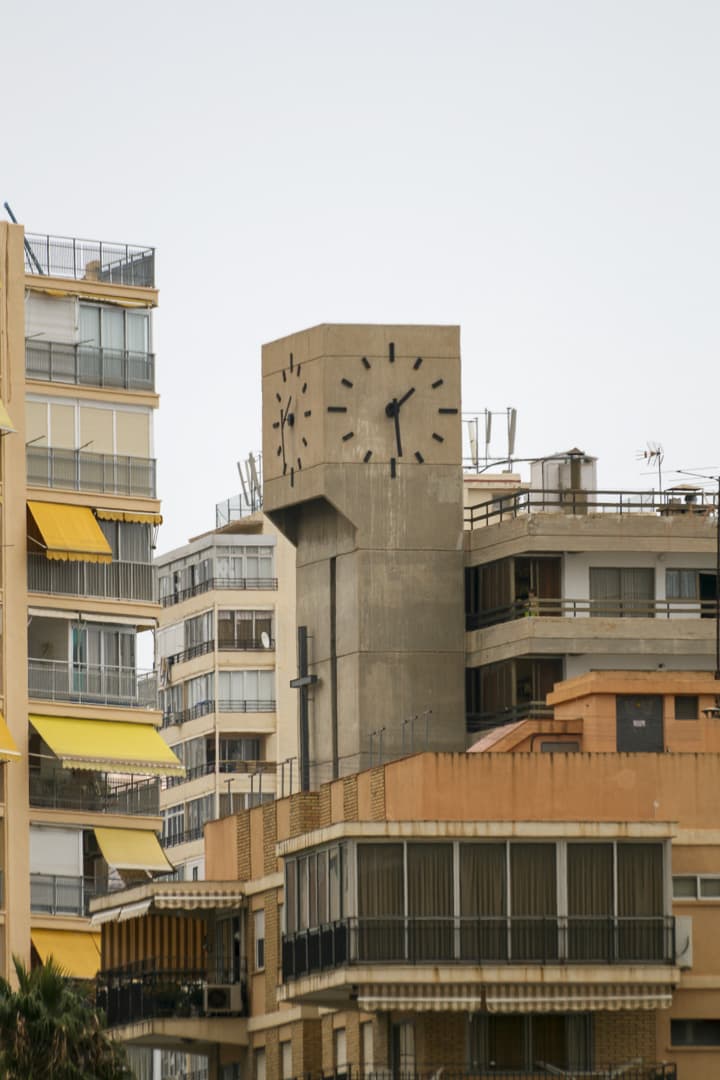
xmin=397 ymin=387 xmax=415 ymax=409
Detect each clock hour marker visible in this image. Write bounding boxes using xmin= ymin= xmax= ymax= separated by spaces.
xmin=432 ymin=432 xmax=444 ymax=443
xmin=432 ymin=378 xmax=444 ymax=389
xmin=290 ymin=467 xmax=294 ymax=486
xmin=289 ymin=353 xmax=294 ymax=371
xmin=272 ymin=421 xmax=280 ymax=429
xmin=438 ymin=407 xmax=458 ymax=414
xmin=390 ymin=456 xmax=397 ymax=477
xmin=302 ymin=382 xmax=307 ymax=393
xmin=304 ymin=410 xmax=312 ymax=418
xmin=361 ymin=357 xmax=371 ymax=370
xmin=297 ymin=457 xmax=302 ymax=469
xmin=297 ymin=364 xmax=301 ymax=377
xmin=342 ymin=431 xmax=354 ymax=441
xmin=276 ymin=446 xmax=282 ymax=456
xmin=283 ymin=462 xmax=287 ymax=474
xmin=341 ymin=378 xmax=353 ymax=388
xmin=363 ymin=450 xmax=372 ymax=463
xmin=415 ymin=451 xmax=424 ymax=463
xmin=276 ymin=392 xmax=282 ymax=403
xmin=327 ymin=406 xmax=347 ymax=413
xmin=282 ymin=369 xmax=287 ymax=382
xmin=413 ymin=357 xmax=423 ymax=370
xmin=389 ymin=342 xmax=395 ymax=363
xmin=302 ymin=437 xmax=307 ymax=447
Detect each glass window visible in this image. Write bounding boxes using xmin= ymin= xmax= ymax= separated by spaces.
xmin=673 ymin=876 xmax=698 ymax=899
xmin=676 ymin=695 xmax=699 ymax=720
xmin=671 ymin=1019 xmax=720 ymax=1046
xmin=700 ymin=878 xmax=720 ymax=899
xmin=666 ymin=569 xmax=698 ymax=599
xmin=254 ymin=908 xmax=265 ymax=970
xmin=281 ymin=1042 xmax=292 ymax=1080
xmin=285 ymin=860 xmax=297 ymax=933
xmin=589 ymin=567 xmax=654 ymax=617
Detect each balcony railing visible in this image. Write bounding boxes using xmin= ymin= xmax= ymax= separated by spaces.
xmin=28 ymin=553 xmax=154 ymax=603
xmin=466 ymin=702 xmax=554 ymax=735
xmin=29 ymin=767 xmax=159 ymax=815
xmin=161 ymin=826 xmax=205 ymax=848
xmin=163 ymin=760 xmax=276 ymax=787
xmin=218 ymin=636 xmax=275 ymax=651
xmin=24 ymin=233 xmax=155 ymax=287
xmin=166 ymin=641 xmax=215 ymax=666
xmin=162 ymin=699 xmax=216 ymax=728
xmin=282 ymin=916 xmax=676 ymax=980
xmin=467 ymin=596 xmax=719 ymax=631
xmin=28 ymin=659 xmax=153 ymax=708
xmin=161 ymin=577 xmax=278 ymax=606
xmin=218 ymin=698 xmax=276 ymax=713
xmin=161 ymin=699 xmax=276 ymax=728
xmin=465 ymin=488 xmax=718 ymax=529
xmin=26 ymin=339 xmax=155 ymax=391
xmin=97 ymin=958 xmax=246 ymax=1027
xmin=27 ymin=446 xmax=156 ymax=498
xmin=30 ymin=873 xmax=99 ymax=916
xmin=301 ymin=1070 xmax=677 ymax=1080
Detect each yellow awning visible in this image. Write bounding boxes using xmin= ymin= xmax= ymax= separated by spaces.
xmin=0 ymin=400 xmax=15 ymax=434
xmin=29 ymin=715 xmax=184 ymax=777
xmin=95 ymin=508 xmax=163 ymax=525
xmin=94 ymin=828 xmax=172 ymax=873
xmin=32 ymin=929 xmax=101 ymax=979
xmin=28 ymin=501 xmax=112 ymax=563
xmin=0 ymin=714 xmax=20 ymax=761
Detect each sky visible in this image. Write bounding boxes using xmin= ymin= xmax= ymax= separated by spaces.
xmin=4 ymin=0 xmax=720 ymax=551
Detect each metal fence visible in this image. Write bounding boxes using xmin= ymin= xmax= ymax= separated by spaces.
xmin=26 ymin=339 xmax=155 ymax=391
xmin=97 ymin=958 xmax=247 ymax=1027
xmin=30 ymin=873 xmax=99 ymax=916
xmin=29 ymin=767 xmax=159 ymax=815
xmin=161 ymin=577 xmax=278 ymax=607
xmin=298 ymin=1069 xmax=677 ymax=1080
xmin=167 ymin=641 xmax=215 ymax=666
xmin=28 ymin=658 xmax=154 ymax=708
xmin=27 ymin=553 xmax=154 ymax=602
xmin=465 ymin=488 xmax=717 ymax=529
xmin=466 ymin=702 xmax=553 ymax=735
xmin=24 ymin=233 xmax=155 ymax=287
xmin=467 ymin=596 xmax=719 ymax=631
xmin=27 ymin=446 xmax=157 ymax=497
xmin=218 ymin=636 xmax=276 ymax=651
xmin=282 ymin=916 xmax=676 ymax=980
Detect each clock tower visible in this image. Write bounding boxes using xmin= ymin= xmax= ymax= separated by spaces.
xmin=262 ymin=324 xmax=466 ymax=786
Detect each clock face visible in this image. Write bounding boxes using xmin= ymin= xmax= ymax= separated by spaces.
xmin=270 ymin=352 xmax=312 ymax=487
xmin=324 ymin=342 xmax=459 ymax=476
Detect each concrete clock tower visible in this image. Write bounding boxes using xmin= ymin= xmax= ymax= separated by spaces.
xmin=262 ymin=324 xmax=466 ymax=787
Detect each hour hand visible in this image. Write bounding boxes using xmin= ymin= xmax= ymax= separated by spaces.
xmin=397 ymin=386 xmax=415 ymax=409
xmin=393 ymin=401 xmax=403 ymax=457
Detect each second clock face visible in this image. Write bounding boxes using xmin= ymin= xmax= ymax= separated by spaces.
xmin=324 ymin=342 xmax=459 ymax=477
xmin=270 ymin=351 xmax=312 ymax=488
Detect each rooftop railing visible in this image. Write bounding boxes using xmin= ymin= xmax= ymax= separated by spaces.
xmin=282 ymin=915 xmax=676 ymax=980
xmin=27 ymin=446 xmax=156 ymax=498
xmin=160 ymin=577 xmax=278 ymax=606
xmin=465 ymin=488 xmax=718 ymax=529
xmin=26 ymin=339 xmax=155 ymax=392
xmin=28 ymin=553 xmax=154 ymax=603
xmin=467 ymin=596 xmax=719 ymax=631
xmin=24 ymin=233 xmax=155 ymax=287
xmin=28 ymin=659 xmax=154 ymax=708
xmin=466 ymin=701 xmax=554 ymax=735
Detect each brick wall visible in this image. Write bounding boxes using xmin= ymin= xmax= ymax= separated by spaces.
xmin=319 ymin=782 xmax=332 ymax=827
xmin=594 ymin=1010 xmax=657 ymax=1065
xmin=263 ymin=892 xmax=279 ymax=1014
xmin=370 ymin=766 xmax=386 ymax=820
xmin=289 ymin=791 xmax=319 ymax=837
xmin=417 ymin=1013 xmax=467 ymax=1069
xmin=237 ymin=812 xmax=251 ymax=880
xmin=264 ymin=1026 xmax=279 ymax=1079
xmin=263 ymin=801 xmax=277 ymax=876
xmin=343 ymin=775 xmax=359 ymax=821
xmin=295 ymin=1017 xmax=322 ymax=1076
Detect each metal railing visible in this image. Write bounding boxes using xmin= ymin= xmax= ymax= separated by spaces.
xmin=466 ymin=702 xmax=554 ymax=735
xmin=218 ymin=698 xmax=276 ymax=713
xmin=161 ymin=577 xmax=278 ymax=606
xmin=24 ymin=233 xmax=155 ymax=287
xmin=162 ymin=700 xmax=216 ymax=728
xmin=167 ymin=641 xmax=215 ymax=666
xmin=28 ymin=553 xmax=154 ymax=602
xmin=30 ymin=873 xmax=100 ymax=916
xmin=218 ymin=636 xmax=275 ymax=651
xmin=467 ymin=596 xmax=719 ymax=631
xmin=164 ymin=760 xmax=276 ymax=787
xmin=301 ymin=1069 xmax=677 ymax=1080
xmin=97 ymin=957 xmax=247 ymax=1027
xmin=27 ymin=446 xmax=156 ymax=497
xmin=161 ymin=826 xmax=205 ymax=848
xmin=26 ymin=339 xmax=155 ymax=391
xmin=29 ymin=766 xmax=159 ymax=815
xmin=282 ymin=916 xmax=676 ymax=980
xmin=465 ymin=488 xmax=718 ymax=529
xmin=28 ymin=659 xmax=154 ymax=708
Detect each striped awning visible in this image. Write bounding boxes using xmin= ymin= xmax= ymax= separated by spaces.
xmin=95 ymin=509 xmax=162 ymax=525
xmin=90 ymin=888 xmax=245 ymax=925
xmin=357 ymin=983 xmax=484 ymax=1012
xmin=485 ymin=982 xmax=674 ymax=1013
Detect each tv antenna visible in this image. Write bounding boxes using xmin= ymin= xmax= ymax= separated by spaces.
xmin=636 ymin=441 xmax=664 ymax=493
xmin=235 ymin=451 xmax=263 ymax=512
xmin=464 ymin=407 xmax=517 ymax=472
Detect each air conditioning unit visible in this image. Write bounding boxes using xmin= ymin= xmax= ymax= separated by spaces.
xmin=204 ymin=983 xmax=243 ymax=1015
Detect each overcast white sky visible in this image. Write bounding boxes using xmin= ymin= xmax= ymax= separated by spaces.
xmin=5 ymin=0 xmax=719 ymax=550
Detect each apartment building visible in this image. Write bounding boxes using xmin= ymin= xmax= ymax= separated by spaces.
xmin=465 ymin=449 xmax=719 ymax=738
xmin=0 ymin=219 xmax=180 ymax=984
xmin=154 ymin=506 xmax=297 ymax=881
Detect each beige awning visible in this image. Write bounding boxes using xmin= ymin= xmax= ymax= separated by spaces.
xmin=485 ymin=982 xmax=673 ymax=1013
xmin=357 ymin=983 xmax=484 ymax=1012
xmin=90 ymin=888 xmax=245 ymax=925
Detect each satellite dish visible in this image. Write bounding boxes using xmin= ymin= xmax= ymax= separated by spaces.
xmin=260 ymin=631 xmax=271 ymax=649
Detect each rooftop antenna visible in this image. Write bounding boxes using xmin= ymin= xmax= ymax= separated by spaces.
xmin=236 ymin=461 xmax=250 ymax=507
xmin=507 ymin=407 xmax=517 ymax=471
xmin=3 ymin=202 xmax=44 ymax=275
xmin=636 ymin=441 xmax=664 ymax=494
xmin=462 ymin=407 xmax=518 ymax=473
xmin=466 ymin=419 xmax=479 ymax=471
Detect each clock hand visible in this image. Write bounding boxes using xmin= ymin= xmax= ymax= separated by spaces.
xmin=397 ymin=386 xmax=416 ymax=409
xmin=393 ymin=399 xmax=403 ymax=457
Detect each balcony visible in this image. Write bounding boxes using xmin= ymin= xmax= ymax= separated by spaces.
xmin=30 ymin=873 xmax=100 ymax=916
xmin=161 ymin=577 xmax=278 ymax=607
xmin=282 ymin=915 xmax=676 ymax=981
xmin=296 ymin=1070 xmax=677 ymax=1080
xmin=27 ymin=553 xmax=154 ymax=603
xmin=24 ymin=233 xmax=155 ymax=288
xmin=465 ymin=487 xmax=717 ymax=529
xmin=27 ymin=446 xmax=156 ymax=498
xmin=167 ymin=641 xmax=215 ymax=666
xmin=468 ymin=596 xmax=718 ymax=631
xmin=164 ymin=759 xmax=276 ymax=788
xmin=28 ymin=659 xmax=154 ymax=709
xmin=29 ymin=767 xmax=159 ymax=815
xmin=26 ymin=339 xmax=155 ymax=392
xmin=97 ymin=958 xmax=246 ymax=1027
xmin=218 ymin=636 xmax=275 ymax=652
xmin=161 ymin=826 xmax=205 ymax=848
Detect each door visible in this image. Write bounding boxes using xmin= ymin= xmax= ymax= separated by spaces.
xmin=616 ymin=695 xmax=664 ymax=752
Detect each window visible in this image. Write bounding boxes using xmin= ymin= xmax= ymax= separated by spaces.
xmin=220 ymin=736 xmax=262 ymax=766
xmin=675 ymin=695 xmax=699 ymax=720
xmin=673 ymin=875 xmax=720 ymax=899
xmin=218 ymin=670 xmax=275 ymax=711
xmin=254 ymin=1048 xmax=266 ymax=1080
xmin=79 ymin=302 xmax=150 ymax=354
xmin=162 ymin=805 xmax=184 ymax=845
xmin=392 ymin=1022 xmax=415 ymax=1073
xmin=254 ymin=908 xmax=265 ymax=970
xmin=671 ymin=1019 xmax=720 ymax=1046
xmin=215 ymin=545 xmax=275 ymax=582
xmin=589 ymin=567 xmax=654 ymax=617
xmin=281 ymin=1041 xmax=292 ymax=1080
xmin=469 ymin=1014 xmax=591 ymax=1071
xmin=218 ymin=610 xmax=274 ymax=649
xmin=334 ymin=1028 xmax=347 ymax=1078
xmin=97 ymin=520 xmax=152 ymax=564
xmin=185 ymin=611 xmax=212 ymax=650
xmin=186 ymin=794 xmax=214 ymax=838
xmin=361 ymin=1021 xmax=374 ymax=1070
